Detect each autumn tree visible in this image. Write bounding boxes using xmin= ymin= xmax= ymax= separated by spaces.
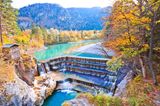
xmin=146 ymin=0 xmax=160 ymax=85
xmin=105 ymin=0 xmax=160 ymax=85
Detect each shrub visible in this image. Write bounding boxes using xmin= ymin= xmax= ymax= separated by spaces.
xmin=107 ymin=57 xmax=124 ymax=71
xmin=126 ymin=76 xmax=155 ymax=106
xmin=77 ymin=93 xmax=94 ymax=103
xmin=78 ymin=93 xmax=123 ymax=106
xmin=111 ymin=97 xmax=123 ymax=106
xmin=128 ymin=97 xmax=140 ymax=106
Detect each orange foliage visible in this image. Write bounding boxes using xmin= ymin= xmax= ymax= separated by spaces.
xmin=105 ymin=35 xmax=137 ymax=51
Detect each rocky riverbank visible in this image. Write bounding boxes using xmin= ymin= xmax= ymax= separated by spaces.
xmin=33 ymin=74 xmax=57 ymax=105
xmin=74 ymin=43 xmax=115 ymax=57
xmin=0 ymin=71 xmax=57 ymax=106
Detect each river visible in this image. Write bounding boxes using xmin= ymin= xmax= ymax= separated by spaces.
xmin=43 ymin=90 xmax=77 ymax=106
xmin=34 ymin=40 xmax=105 ymax=106
xmin=34 ymin=40 xmax=105 ymax=61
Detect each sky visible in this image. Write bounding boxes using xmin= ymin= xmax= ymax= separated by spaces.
xmin=12 ymin=0 xmax=114 ymax=9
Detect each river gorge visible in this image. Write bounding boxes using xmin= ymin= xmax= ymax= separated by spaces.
xmin=33 ymin=40 xmax=129 ymax=106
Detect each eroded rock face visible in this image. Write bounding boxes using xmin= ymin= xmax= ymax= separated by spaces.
xmin=114 ymin=70 xmax=134 ymax=97
xmin=33 ymin=74 xmax=57 ymax=106
xmin=14 ymin=54 xmax=37 ymax=86
xmin=0 ymin=72 xmax=57 ymax=106
xmin=0 ymin=73 xmax=36 ymax=106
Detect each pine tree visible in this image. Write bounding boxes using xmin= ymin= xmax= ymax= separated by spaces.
xmin=0 ymin=0 xmax=19 ymax=45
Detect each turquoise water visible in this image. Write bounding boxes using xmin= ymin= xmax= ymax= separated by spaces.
xmin=43 ymin=90 xmax=77 ymax=106
xmin=71 ymin=52 xmax=105 ymax=59
xmin=34 ymin=40 xmax=101 ymax=61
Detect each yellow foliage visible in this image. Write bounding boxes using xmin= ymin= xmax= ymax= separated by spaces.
xmin=29 ymin=39 xmax=44 ymax=48
xmin=21 ymin=54 xmax=36 ymax=70
xmin=140 ymin=17 xmax=151 ymax=23
xmin=11 ymin=31 xmax=44 ymax=49
xmin=14 ymin=32 xmax=30 ymax=44
xmin=105 ymin=35 xmax=138 ymax=51
xmin=0 ymin=55 xmax=15 ymax=91
xmin=2 ymin=34 xmax=13 ymax=44
xmin=105 ymin=34 xmax=149 ymax=58
xmin=142 ymin=44 xmax=149 ymax=51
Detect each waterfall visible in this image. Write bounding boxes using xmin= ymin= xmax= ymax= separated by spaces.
xmin=37 ymin=63 xmax=46 ymax=75
xmin=45 ymin=63 xmax=51 ymax=73
xmin=58 ymin=81 xmax=73 ymax=90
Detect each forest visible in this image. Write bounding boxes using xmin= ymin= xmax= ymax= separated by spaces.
xmin=104 ymin=0 xmax=160 ymax=85
xmin=18 ymin=3 xmax=111 ymax=30
xmin=0 ymin=0 xmax=103 ymax=48
xmin=101 ymin=0 xmax=160 ymax=105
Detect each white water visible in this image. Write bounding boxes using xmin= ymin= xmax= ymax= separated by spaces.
xmin=59 ymin=81 xmax=74 ymax=90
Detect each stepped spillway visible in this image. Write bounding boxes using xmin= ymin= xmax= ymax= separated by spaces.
xmin=37 ymin=56 xmax=128 ymax=95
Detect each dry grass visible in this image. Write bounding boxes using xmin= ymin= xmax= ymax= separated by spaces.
xmin=126 ymin=75 xmax=160 ymax=106
xmin=0 ymin=50 xmax=15 ymax=92
xmin=77 ymin=93 xmax=123 ymax=106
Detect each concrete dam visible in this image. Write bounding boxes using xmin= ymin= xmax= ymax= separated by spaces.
xmin=37 ymin=56 xmax=129 ymax=95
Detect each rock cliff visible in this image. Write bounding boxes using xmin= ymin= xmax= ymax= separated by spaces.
xmin=0 ymin=71 xmax=56 ymax=106
xmin=33 ymin=74 xmax=57 ymax=105
xmin=0 ymin=72 xmax=36 ymax=106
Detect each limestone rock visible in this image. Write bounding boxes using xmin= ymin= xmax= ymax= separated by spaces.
xmin=114 ymin=71 xmax=134 ymax=97
xmin=0 ymin=72 xmax=57 ymax=106
xmin=33 ymin=74 xmax=57 ymax=105
xmin=0 ymin=73 xmax=36 ymax=106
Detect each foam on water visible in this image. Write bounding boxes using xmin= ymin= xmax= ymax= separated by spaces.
xmin=61 ymin=90 xmax=75 ymax=94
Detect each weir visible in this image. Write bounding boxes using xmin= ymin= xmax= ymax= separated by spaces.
xmin=38 ymin=56 xmax=128 ymax=95
xmin=40 ymin=56 xmax=111 ymax=72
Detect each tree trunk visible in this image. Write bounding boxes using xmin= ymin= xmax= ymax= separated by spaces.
xmin=139 ymin=56 xmax=146 ymax=78
xmin=149 ymin=11 xmax=158 ymax=85
xmin=0 ymin=11 xmax=3 ymax=45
